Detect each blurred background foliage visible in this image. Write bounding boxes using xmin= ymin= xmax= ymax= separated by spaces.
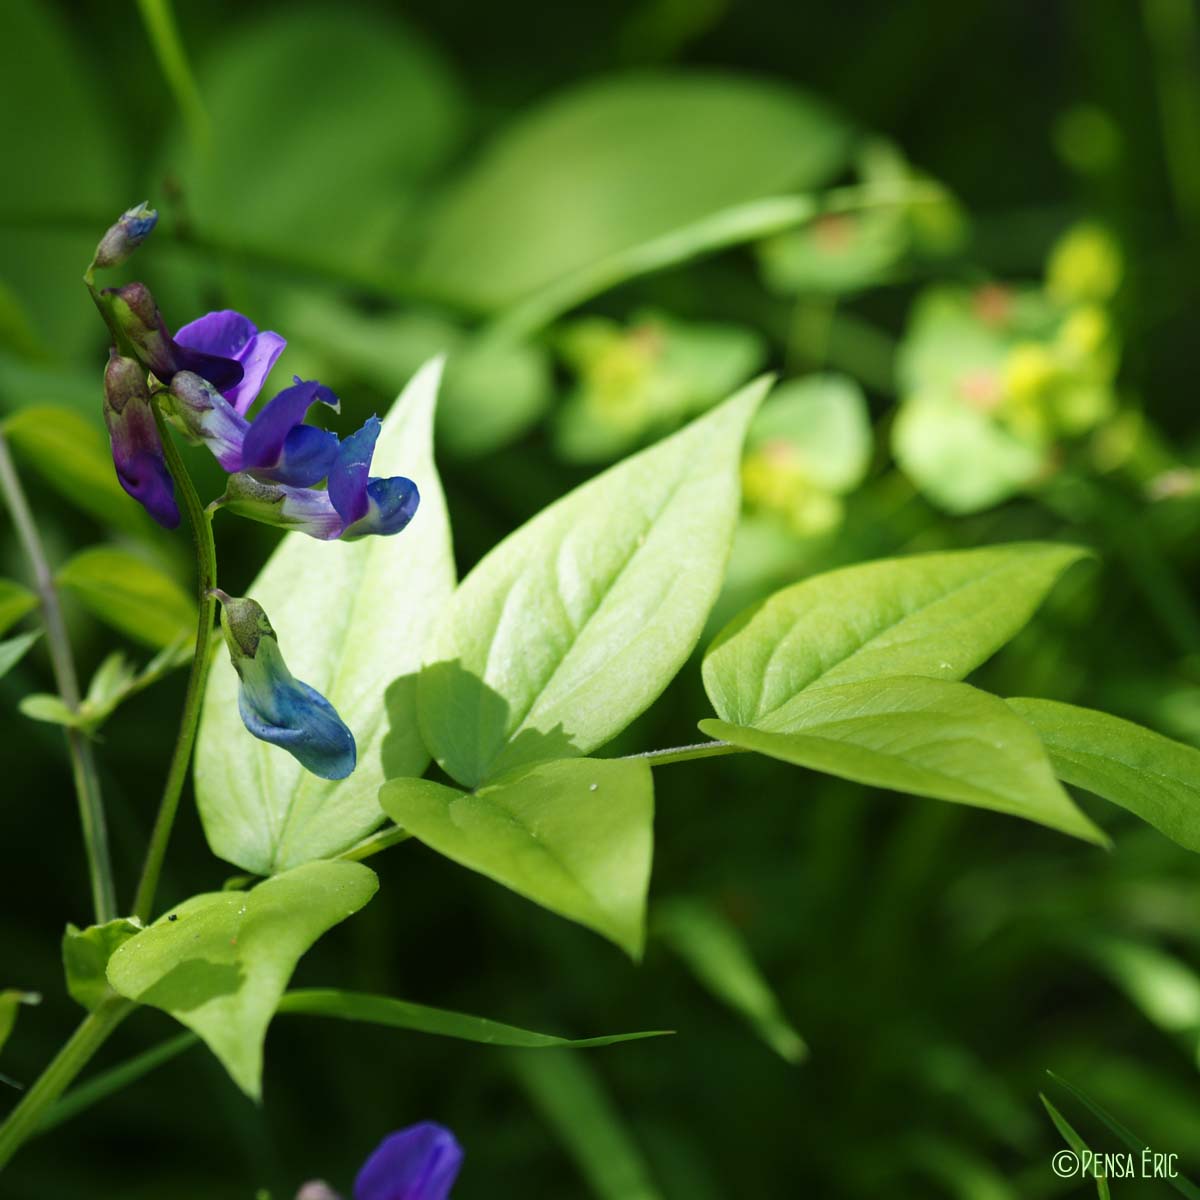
xmin=2 ymin=0 xmax=1200 ymax=1195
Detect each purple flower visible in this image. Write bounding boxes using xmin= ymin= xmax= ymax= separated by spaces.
xmin=103 ymin=283 xmax=244 ymax=394
xmin=170 ymin=372 xmax=340 ymax=487
xmin=215 ymin=416 xmax=419 ymax=541
xmin=217 ymin=592 xmax=355 ymax=779
xmin=174 ymin=309 xmax=286 ymax=416
xmin=354 ymin=1122 xmax=463 ymax=1200
xmin=102 ymin=352 xmax=179 ymax=529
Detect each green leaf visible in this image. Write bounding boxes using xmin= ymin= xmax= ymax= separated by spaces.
xmin=106 ymin=861 xmax=378 ymax=1099
xmin=653 ymin=897 xmax=806 ymax=1062
xmin=0 ymin=631 xmax=40 ymax=680
xmin=699 ymin=677 xmax=1105 ymax=844
xmin=19 ymin=693 xmax=80 ymax=728
xmin=1007 ymin=699 xmax=1200 ymax=853
xmin=275 ymin=988 xmax=670 ymax=1049
xmin=510 ymin=1050 xmax=665 ymax=1200
xmin=0 ymin=578 xmax=36 ymax=638
xmin=380 ymin=758 xmax=654 ymax=958
xmin=3 ymin=408 xmax=149 ymax=535
xmin=1040 ymin=1094 xmax=1111 ymax=1200
xmin=57 ymin=547 xmax=195 ymax=650
xmin=62 ymin=918 xmax=142 ymax=1011
xmin=419 ymin=378 xmax=768 ymax=788
xmin=414 ymin=73 xmax=850 ymax=312
xmin=196 ymin=359 xmax=455 ymax=876
xmin=703 ymin=542 xmax=1087 ymax=730
xmin=0 ymin=990 xmax=39 ymax=1057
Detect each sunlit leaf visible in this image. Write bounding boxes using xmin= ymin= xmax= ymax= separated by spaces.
xmin=0 ymin=578 xmax=36 ymax=638
xmin=0 ymin=631 xmax=40 ymax=680
xmin=62 ymin=918 xmax=142 ymax=1012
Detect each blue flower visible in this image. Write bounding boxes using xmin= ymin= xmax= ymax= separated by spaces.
xmin=173 ymin=309 xmax=286 ymax=417
xmin=102 ymin=351 xmax=179 ymax=529
xmin=215 ymin=416 xmax=419 ymax=541
xmin=103 ymin=282 xmax=245 ymax=394
xmin=170 ymin=372 xmax=340 ymax=487
xmin=216 ymin=592 xmax=355 ymax=780
xmin=354 ymin=1122 xmax=463 ymax=1200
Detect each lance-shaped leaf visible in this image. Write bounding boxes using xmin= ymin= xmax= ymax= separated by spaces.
xmin=1007 ymin=699 xmax=1200 ymax=853
xmin=0 ymin=631 xmax=39 ymax=680
xmin=381 ymin=758 xmax=654 ymax=958
xmin=106 ymin=860 xmax=378 ymax=1099
xmin=703 ymin=542 xmax=1088 ymax=729
xmin=195 ymin=359 xmax=455 ymax=875
xmin=0 ymin=578 xmax=36 ymax=638
xmin=419 ymin=379 xmax=768 ymax=789
xmin=700 ymin=677 xmax=1105 ymax=844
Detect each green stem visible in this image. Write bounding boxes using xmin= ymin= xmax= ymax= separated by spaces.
xmin=135 ymin=0 xmax=211 ymax=153
xmin=0 ymin=432 xmax=116 ymax=923
xmin=131 ymin=405 xmax=217 ymax=922
xmin=0 ymin=997 xmax=132 ymax=1171
xmin=623 ymin=740 xmax=743 ymax=767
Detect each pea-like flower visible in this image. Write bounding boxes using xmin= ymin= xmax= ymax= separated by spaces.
xmin=173 ymin=309 xmax=286 ymax=416
xmin=216 ymin=592 xmax=355 ymax=780
xmin=103 ymin=282 xmax=245 ymax=394
xmin=102 ymin=351 xmax=179 ymax=529
xmin=295 ymin=1121 xmax=464 ymax=1200
xmin=216 ymin=415 xmax=419 ymax=541
xmin=170 ymin=372 xmax=340 ymax=487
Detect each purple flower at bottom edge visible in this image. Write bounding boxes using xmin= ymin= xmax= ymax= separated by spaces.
xmin=354 ymin=1122 xmax=463 ymax=1200
xmin=174 ymin=309 xmax=286 ymax=416
xmin=215 ymin=415 xmax=419 ymax=541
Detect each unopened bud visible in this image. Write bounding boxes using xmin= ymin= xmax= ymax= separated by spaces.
xmin=92 ymin=202 xmax=158 ymax=269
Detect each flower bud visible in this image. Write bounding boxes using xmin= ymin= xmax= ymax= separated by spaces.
xmin=102 ymin=352 xmax=179 ymax=529
xmin=215 ymin=592 xmax=356 ymax=780
xmin=295 ymin=1184 xmax=342 ymax=1200
xmin=92 ymin=202 xmax=158 ymax=269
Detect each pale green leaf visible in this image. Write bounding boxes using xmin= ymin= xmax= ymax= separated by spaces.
xmin=1007 ymin=698 xmax=1200 ymax=853
xmin=414 ymin=73 xmax=849 ymax=312
xmin=276 ymin=988 xmax=670 ymax=1048
xmin=699 ymin=676 xmax=1105 ymax=844
xmin=62 ymin=918 xmax=142 ymax=1012
xmin=57 ymin=547 xmax=195 ymax=649
xmin=3 ymin=408 xmax=149 ymax=535
xmin=19 ymin=693 xmax=79 ymax=727
xmin=1079 ymin=936 xmax=1200 ymax=1039
xmin=703 ymin=542 xmax=1087 ymax=729
xmin=0 ymin=578 xmax=36 ymax=638
xmin=419 ymin=378 xmax=768 ymax=788
xmin=0 ymin=631 xmax=40 ymax=680
xmin=196 ymin=359 xmax=456 ymax=875
xmin=106 ymin=861 xmax=378 ymax=1099
xmin=653 ymin=897 xmax=805 ymax=1062
xmin=381 ymin=758 xmax=654 ymax=958
xmin=0 ymin=990 xmax=39 ymax=1057
xmin=510 ymin=1050 xmax=664 ymax=1200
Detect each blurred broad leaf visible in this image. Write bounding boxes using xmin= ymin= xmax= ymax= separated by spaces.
xmin=165 ymin=5 xmax=464 ymax=276
xmin=0 ymin=989 xmax=39 ymax=1058
xmin=381 ymin=758 xmax=654 ymax=959
xmin=0 ymin=0 xmax=124 ymax=356
xmin=62 ymin=918 xmax=142 ymax=1012
xmin=1079 ymin=936 xmax=1200 ymax=1043
xmin=1008 ymin=699 xmax=1200 ymax=853
xmin=3 ymin=407 xmax=148 ymax=535
xmin=19 ymin=694 xmax=79 ymax=728
xmin=653 ymin=897 xmax=806 ymax=1062
xmin=510 ymin=1049 xmax=665 ymax=1200
xmin=0 ymin=632 xmax=39 ymax=681
xmin=414 ymin=73 xmax=851 ymax=312
xmin=0 ymin=579 xmax=36 ymax=637
xmin=106 ymin=860 xmax=378 ymax=1099
xmin=196 ymin=360 xmax=455 ymax=876
xmin=703 ymin=543 xmax=1087 ymax=728
xmin=277 ymin=988 xmax=669 ymax=1049
xmin=57 ymin=547 xmax=195 ymax=650
xmin=700 ymin=677 xmax=1105 ymax=844
xmin=419 ymin=379 xmax=768 ymax=788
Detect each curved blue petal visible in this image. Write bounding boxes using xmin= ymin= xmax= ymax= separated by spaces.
xmin=340 ymin=476 xmax=420 ymax=541
xmin=328 ymin=416 xmax=381 ymax=527
xmin=174 ymin=309 xmax=286 ymax=414
xmin=269 ymin=425 xmax=340 ymax=487
xmin=238 ymin=677 xmax=356 ymax=780
xmin=354 ymin=1123 xmax=463 ymax=1200
xmin=241 ymin=379 xmax=340 ymax=477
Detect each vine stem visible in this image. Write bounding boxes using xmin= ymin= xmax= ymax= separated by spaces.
xmin=622 ymin=740 xmax=743 ymax=767
xmin=0 ymin=432 xmax=117 ymax=923
xmin=0 ymin=996 xmax=133 ymax=1170
xmin=130 ymin=404 xmax=217 ymax=922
